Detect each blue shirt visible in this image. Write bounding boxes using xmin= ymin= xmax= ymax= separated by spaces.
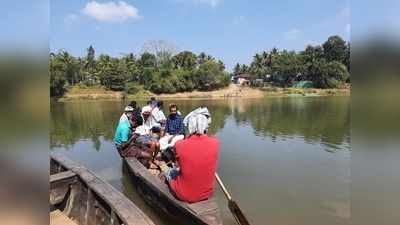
xmin=114 ymin=121 xmax=131 ymax=146
xmin=165 ymin=114 xmax=184 ymax=135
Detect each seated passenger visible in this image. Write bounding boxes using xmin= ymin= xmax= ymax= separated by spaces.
xmin=152 ymin=101 xmax=167 ymax=126
xmin=119 ymin=106 xmax=134 ymax=124
xmin=134 ymin=106 xmax=160 ymax=154
xmin=128 ymin=100 xmax=143 ymax=126
xmin=162 ymin=107 xmax=219 ymax=203
xmin=159 ymin=104 xmax=184 ymax=151
xmin=114 ymin=114 xmax=153 ymax=165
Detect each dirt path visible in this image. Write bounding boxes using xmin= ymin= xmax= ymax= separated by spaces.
xmin=156 ymin=84 xmax=265 ymax=99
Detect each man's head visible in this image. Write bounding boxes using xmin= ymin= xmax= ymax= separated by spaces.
xmin=141 ymin=105 xmax=152 ymax=120
xmin=157 ymin=101 xmax=164 ymax=109
xmin=129 ymin=101 xmax=137 ymax=108
xmin=124 ymin=106 xmax=134 ymax=118
xmin=169 ymin=104 xmax=178 ymax=116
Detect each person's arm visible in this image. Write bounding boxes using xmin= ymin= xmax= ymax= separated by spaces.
xmin=178 ymin=117 xmax=185 ymax=135
xmin=120 ymin=133 xmax=137 ymax=149
xmin=165 ymin=118 xmax=170 ymax=135
xmin=120 ymin=126 xmax=137 ymax=149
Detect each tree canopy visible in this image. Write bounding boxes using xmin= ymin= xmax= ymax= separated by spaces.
xmin=236 ymin=35 xmax=350 ymax=88
xmin=50 ymin=45 xmax=230 ymax=97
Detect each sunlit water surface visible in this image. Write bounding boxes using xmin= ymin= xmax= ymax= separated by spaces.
xmin=51 ymin=97 xmax=350 ymax=225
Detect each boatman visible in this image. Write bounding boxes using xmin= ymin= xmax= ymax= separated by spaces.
xmin=162 ymin=107 xmax=219 ymax=203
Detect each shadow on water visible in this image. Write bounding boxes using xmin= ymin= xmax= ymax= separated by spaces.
xmin=51 ymin=97 xmax=350 ymax=225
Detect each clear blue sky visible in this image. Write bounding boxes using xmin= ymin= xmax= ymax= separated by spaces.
xmin=49 ymin=0 xmax=350 ymax=71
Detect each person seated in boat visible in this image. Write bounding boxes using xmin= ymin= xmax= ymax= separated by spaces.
xmin=114 ymin=113 xmax=153 ymax=164
xmin=149 ymin=97 xmax=157 ymax=108
xmin=119 ymin=106 xmax=134 ymax=125
xmin=153 ymin=101 xmax=167 ymax=126
xmin=119 ymin=102 xmax=143 ymax=126
xmin=162 ymin=107 xmax=219 ymax=203
xmin=128 ymin=100 xmax=143 ymax=126
xmin=159 ymin=104 xmax=185 ymax=152
xmin=134 ymin=105 xmax=160 ymax=154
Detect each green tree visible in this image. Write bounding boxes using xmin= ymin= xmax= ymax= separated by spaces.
xmin=271 ymin=50 xmax=305 ymax=86
xmin=172 ymin=51 xmax=197 ymax=70
xmin=138 ymin=52 xmax=157 ymax=68
xmin=312 ymin=61 xmax=349 ymax=88
xmin=195 ymin=60 xmax=229 ymax=90
xmin=50 ymin=53 xmax=67 ymax=97
xmin=233 ymin=63 xmax=241 ymax=75
xmin=322 ymin=35 xmax=347 ymax=63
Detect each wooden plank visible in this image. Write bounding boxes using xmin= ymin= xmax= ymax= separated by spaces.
xmin=50 ymin=171 xmax=78 ymax=205
xmin=50 ymin=209 xmax=77 ymax=225
xmin=50 ymin=170 xmax=76 ymax=183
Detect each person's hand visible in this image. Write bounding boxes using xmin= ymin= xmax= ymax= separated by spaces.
xmin=158 ymin=173 xmax=167 ymax=183
xmin=168 ymin=135 xmax=176 ymax=143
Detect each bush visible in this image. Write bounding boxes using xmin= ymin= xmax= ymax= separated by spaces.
xmin=313 ymin=61 xmax=349 ymax=88
xmin=124 ymin=82 xmax=141 ymax=94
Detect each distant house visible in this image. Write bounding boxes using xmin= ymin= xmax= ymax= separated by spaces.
xmin=233 ymin=73 xmax=251 ymax=86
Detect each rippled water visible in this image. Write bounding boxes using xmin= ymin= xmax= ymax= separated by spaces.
xmin=50 ymin=97 xmax=350 ymax=225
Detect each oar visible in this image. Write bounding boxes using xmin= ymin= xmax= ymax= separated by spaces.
xmin=215 ymin=173 xmax=251 ymax=225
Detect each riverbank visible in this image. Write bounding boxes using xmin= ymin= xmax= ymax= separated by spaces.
xmin=58 ymin=84 xmax=350 ymax=101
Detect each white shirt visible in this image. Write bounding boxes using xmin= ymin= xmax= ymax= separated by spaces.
xmin=151 ymin=107 xmax=166 ymax=123
xmin=134 ymin=117 xmax=156 ymax=136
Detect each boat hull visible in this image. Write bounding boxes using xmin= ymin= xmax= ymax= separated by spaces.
xmin=123 ymin=156 xmax=222 ymax=225
xmin=50 ymin=153 xmax=155 ymax=225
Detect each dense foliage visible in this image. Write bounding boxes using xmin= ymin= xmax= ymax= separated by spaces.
xmin=233 ymin=35 xmax=350 ymax=88
xmin=50 ymin=35 xmax=350 ymax=97
xmin=50 ymin=45 xmax=230 ymax=97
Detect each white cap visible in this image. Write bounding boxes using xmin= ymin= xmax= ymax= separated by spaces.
xmin=141 ymin=105 xmax=152 ymax=114
xmin=124 ymin=106 xmax=134 ymax=112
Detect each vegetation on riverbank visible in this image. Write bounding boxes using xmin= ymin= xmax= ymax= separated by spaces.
xmin=51 ymin=35 xmax=350 ymax=99
xmin=233 ymin=35 xmax=350 ymax=88
xmin=59 ymin=84 xmax=349 ymax=101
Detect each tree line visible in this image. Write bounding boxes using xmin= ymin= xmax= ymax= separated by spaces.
xmin=50 ymin=35 xmax=350 ymax=97
xmin=50 ymin=42 xmax=230 ymax=97
xmin=233 ymin=35 xmax=350 ymax=88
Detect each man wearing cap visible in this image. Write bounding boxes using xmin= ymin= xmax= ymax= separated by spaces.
xmin=119 ymin=105 xmax=134 ymax=125
xmin=134 ymin=105 xmax=160 ymax=154
xmin=114 ymin=113 xmax=154 ymax=166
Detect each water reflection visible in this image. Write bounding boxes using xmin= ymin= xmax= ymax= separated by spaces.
xmin=51 ymin=97 xmax=350 ymax=152
xmin=50 ymin=97 xmax=350 ymax=225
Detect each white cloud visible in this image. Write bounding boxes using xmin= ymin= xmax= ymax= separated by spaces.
xmin=284 ymin=28 xmax=302 ymax=40
xmin=81 ymin=1 xmax=141 ymax=23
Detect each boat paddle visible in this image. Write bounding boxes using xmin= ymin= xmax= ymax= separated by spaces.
xmin=215 ymin=173 xmax=251 ymax=225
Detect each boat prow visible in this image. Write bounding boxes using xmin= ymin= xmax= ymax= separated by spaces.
xmin=50 ymin=153 xmax=155 ymax=225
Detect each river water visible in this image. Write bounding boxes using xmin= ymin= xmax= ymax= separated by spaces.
xmin=50 ymin=97 xmax=350 ymax=225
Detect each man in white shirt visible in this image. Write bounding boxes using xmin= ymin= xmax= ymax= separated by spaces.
xmin=134 ymin=106 xmax=160 ymax=154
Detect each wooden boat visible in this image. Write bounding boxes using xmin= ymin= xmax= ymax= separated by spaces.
xmin=50 ymin=153 xmax=155 ymax=225
xmin=123 ymin=156 xmax=223 ymax=225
